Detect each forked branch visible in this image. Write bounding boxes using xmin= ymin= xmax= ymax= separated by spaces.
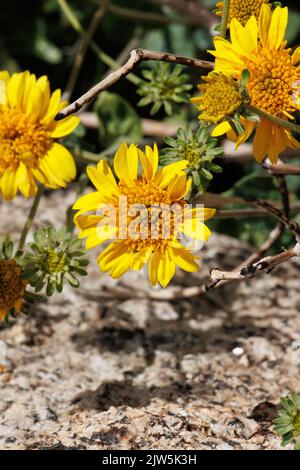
xmin=55 ymin=48 xmax=214 ymax=120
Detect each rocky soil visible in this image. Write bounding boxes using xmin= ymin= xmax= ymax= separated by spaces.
xmin=1 ymin=190 xmax=300 ymax=450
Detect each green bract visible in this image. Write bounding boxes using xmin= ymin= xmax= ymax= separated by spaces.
xmin=161 ymin=125 xmax=223 ymax=194
xmin=20 ymin=227 xmax=89 ymax=297
xmin=137 ymin=63 xmax=192 ymax=116
xmin=274 ymin=392 xmax=300 ymax=450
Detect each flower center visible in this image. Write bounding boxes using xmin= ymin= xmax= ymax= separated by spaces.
xmin=195 ymin=73 xmax=243 ymax=124
xmin=229 ymin=0 xmax=267 ymax=25
xmin=0 ymin=259 xmax=25 ymax=311
xmin=0 ymin=107 xmax=52 ymax=173
xmin=118 ymin=179 xmax=181 ymax=252
xmin=246 ymin=47 xmax=298 ymax=119
xmin=44 ymin=250 xmax=67 ymax=274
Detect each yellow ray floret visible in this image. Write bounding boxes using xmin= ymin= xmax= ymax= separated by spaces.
xmin=73 ymin=143 xmax=216 ymax=288
xmin=208 ymin=5 xmax=300 ymax=164
xmin=0 ymin=71 xmax=80 ymax=200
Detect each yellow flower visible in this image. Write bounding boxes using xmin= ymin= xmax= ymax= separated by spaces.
xmin=191 ymin=72 xmax=244 ymax=124
xmin=215 ymin=0 xmax=268 ymax=27
xmin=0 ymin=259 xmax=27 ymax=319
xmin=0 ymin=71 xmax=80 ymax=200
xmin=73 ymin=143 xmax=215 ymax=288
xmin=209 ymin=5 xmax=300 ymax=164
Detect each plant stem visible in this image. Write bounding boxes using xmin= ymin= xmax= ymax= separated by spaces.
xmin=247 ymin=104 xmax=300 ymax=134
xmin=57 ymin=0 xmax=140 ymax=85
xmin=64 ymin=0 xmax=110 ymax=100
xmin=220 ymin=0 xmax=230 ymax=38
xmin=108 ymin=2 xmax=191 ymax=25
xmin=18 ymin=185 xmax=44 ymax=251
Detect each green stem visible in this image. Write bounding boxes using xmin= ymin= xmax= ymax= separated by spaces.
xmin=247 ymin=104 xmax=300 ymax=134
xmin=220 ymin=0 xmax=230 ymax=39
xmin=56 ymin=0 xmax=140 ymax=85
xmin=108 ymin=3 xmax=190 ymax=25
xmin=18 ymin=185 xmax=44 ymax=251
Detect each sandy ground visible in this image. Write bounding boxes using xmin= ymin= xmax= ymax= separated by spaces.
xmin=0 ymin=189 xmax=300 ymax=450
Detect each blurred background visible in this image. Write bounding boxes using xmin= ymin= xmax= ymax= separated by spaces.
xmin=1 ymin=0 xmax=300 ymax=249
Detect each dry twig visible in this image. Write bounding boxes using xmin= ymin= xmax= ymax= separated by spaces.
xmin=55 ymin=48 xmax=214 ymax=120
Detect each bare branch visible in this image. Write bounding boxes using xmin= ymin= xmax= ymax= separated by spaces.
xmin=208 ymin=245 xmax=299 ymax=283
xmin=263 ymin=159 xmax=300 ymax=176
xmin=83 ymin=243 xmax=300 ymax=302
xmin=55 ymin=48 xmax=214 ymax=120
xmin=248 ymin=198 xmax=300 ymax=241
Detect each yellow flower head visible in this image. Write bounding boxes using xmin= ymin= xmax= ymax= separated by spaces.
xmin=191 ymin=72 xmax=244 ymax=124
xmin=215 ymin=0 xmax=268 ymax=27
xmin=0 ymin=71 xmax=80 ymax=200
xmin=73 ymin=143 xmax=215 ymax=288
xmin=209 ymin=5 xmax=300 ymax=163
xmin=0 ymin=259 xmax=27 ymax=319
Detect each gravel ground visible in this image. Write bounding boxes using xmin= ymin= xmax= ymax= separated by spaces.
xmin=0 ymin=189 xmax=300 ymax=450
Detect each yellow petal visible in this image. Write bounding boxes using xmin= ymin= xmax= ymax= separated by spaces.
xmin=110 ymin=252 xmax=133 ymax=279
xmin=292 ymin=47 xmax=300 ymax=65
xmin=0 ymin=71 xmax=10 ymax=84
xmin=169 ymin=244 xmax=199 ymax=272
xmin=230 ymin=17 xmax=257 ymax=56
xmin=167 ymin=174 xmax=191 ymax=200
xmin=24 ymin=78 xmax=45 ymax=121
xmin=39 ymin=143 xmax=76 ymax=188
xmin=157 ymin=248 xmax=176 ymax=288
xmin=154 ymin=160 xmax=188 ymax=189
xmin=235 ymin=119 xmax=255 ymax=148
xmin=130 ymin=249 xmax=151 ymax=270
xmin=75 ymin=214 xmax=103 ymax=229
xmin=41 ymin=89 xmax=62 ymax=125
xmin=258 ymin=3 xmax=272 ymax=48
xmin=97 ymin=159 xmax=119 ymax=195
xmin=113 ymin=143 xmax=138 ymax=184
xmin=7 ymin=72 xmax=26 ymax=109
xmin=253 ymin=120 xmax=269 ymax=162
xmin=268 ymin=6 xmax=288 ymax=50
xmin=0 ymin=80 xmax=6 ymax=105
xmin=209 ymin=37 xmax=244 ymax=71
xmin=184 ymin=207 xmax=216 ymax=222
xmin=0 ymin=168 xmax=18 ymax=201
xmin=87 ymin=161 xmax=119 ymax=201
xmin=16 ymin=162 xmax=37 ymax=198
xmin=51 ymin=115 xmax=80 ymax=138
xmin=73 ymin=191 xmax=105 ymax=210
xmin=98 ymin=241 xmax=126 ymax=270
xmin=211 ymin=120 xmax=232 ymax=136
xmin=139 ymin=144 xmax=159 ymax=181
xmin=244 ymin=15 xmax=258 ymax=51
xmin=182 ymin=219 xmax=212 ymax=241
xmin=148 ymin=251 xmax=160 ymax=286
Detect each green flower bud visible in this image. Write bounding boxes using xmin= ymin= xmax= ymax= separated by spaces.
xmin=19 ymin=227 xmax=89 ymax=296
xmin=161 ymin=125 xmax=224 ymax=194
xmin=274 ymin=392 xmax=300 ymax=450
xmin=137 ymin=63 xmax=192 ymax=116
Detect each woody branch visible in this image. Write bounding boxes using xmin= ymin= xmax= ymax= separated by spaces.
xmin=55 ymin=48 xmax=214 ymax=120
